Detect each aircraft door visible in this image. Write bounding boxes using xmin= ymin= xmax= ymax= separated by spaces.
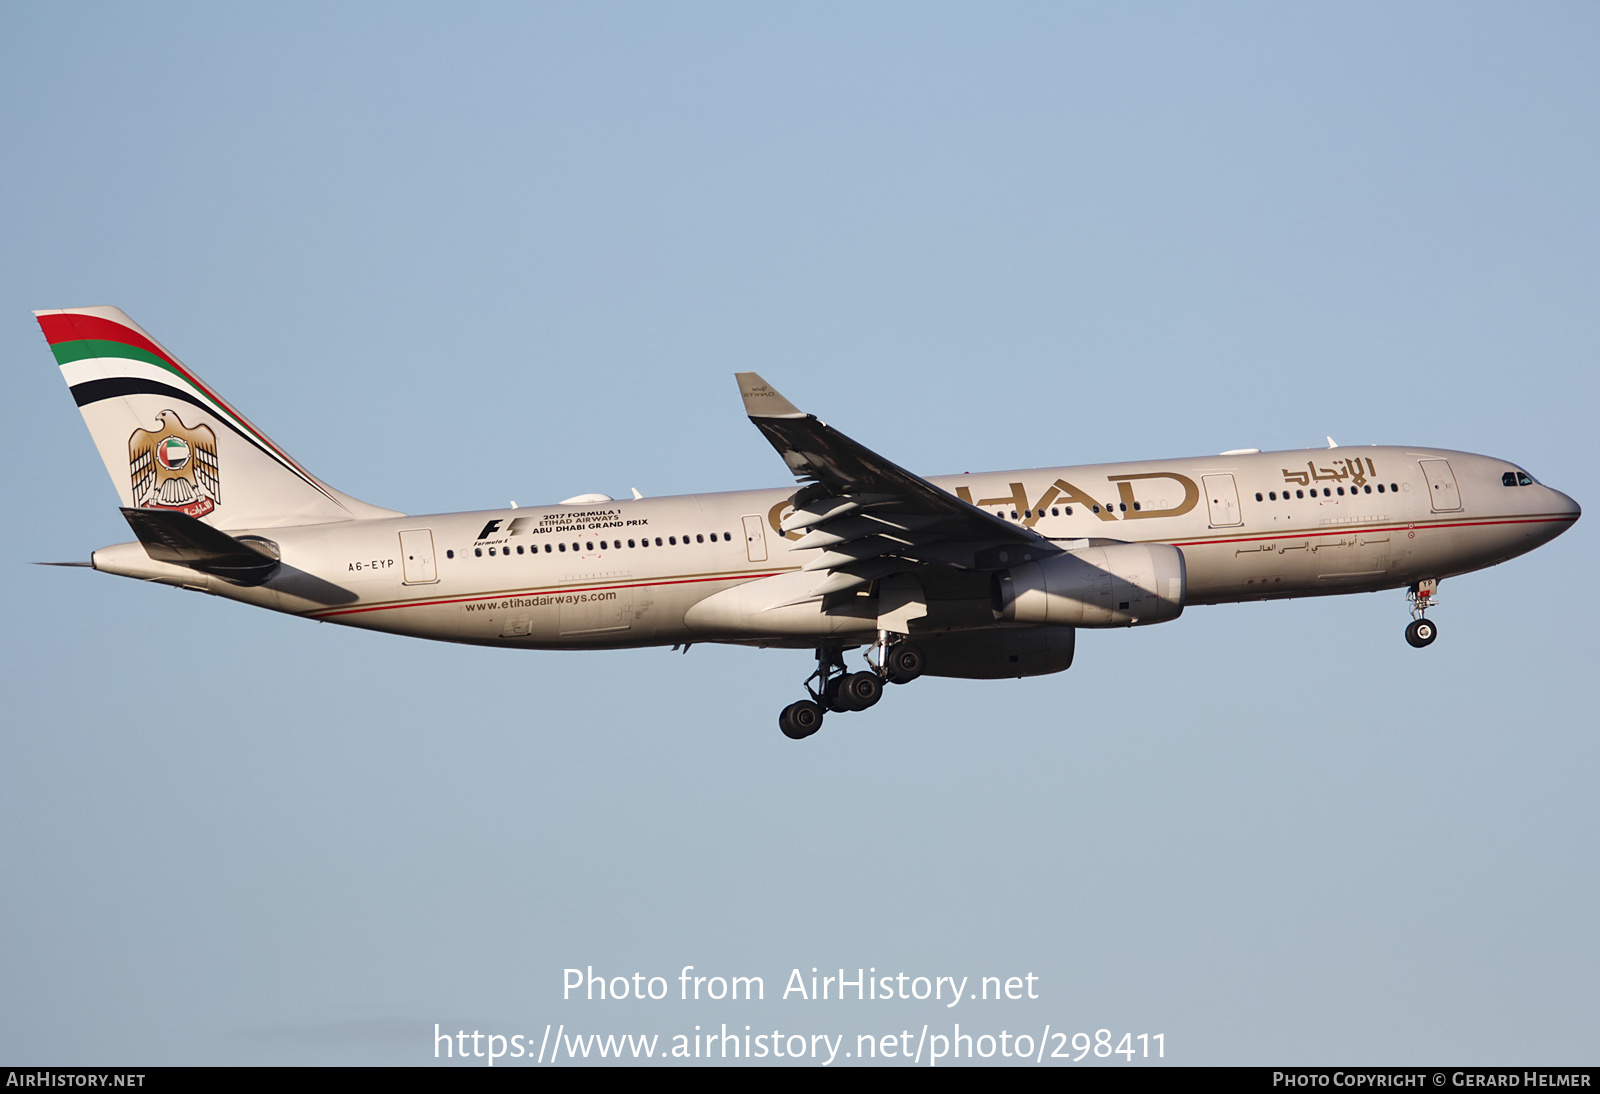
xmin=742 ymin=514 xmax=768 ymax=562
xmin=1419 ymin=459 xmax=1462 ymax=512
xmin=1202 ymin=474 xmax=1243 ymax=527
xmin=398 ymin=528 xmax=438 ymax=584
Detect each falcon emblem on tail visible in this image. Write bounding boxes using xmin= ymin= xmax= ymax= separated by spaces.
xmin=129 ymin=410 xmax=220 ymax=518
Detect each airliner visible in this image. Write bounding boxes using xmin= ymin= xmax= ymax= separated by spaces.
xmin=39 ymin=306 xmax=1581 ymax=739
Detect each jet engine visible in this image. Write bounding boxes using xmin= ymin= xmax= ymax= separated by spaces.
xmin=915 ymin=626 xmax=1076 ymax=679
xmin=993 ymin=543 xmax=1186 ymax=628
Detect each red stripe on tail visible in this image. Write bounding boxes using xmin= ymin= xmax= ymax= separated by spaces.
xmin=36 ymin=313 xmax=181 ymax=370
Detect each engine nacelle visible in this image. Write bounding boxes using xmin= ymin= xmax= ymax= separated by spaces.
xmin=994 ymin=543 xmax=1186 ymax=628
xmin=916 ymin=626 xmax=1076 ymax=679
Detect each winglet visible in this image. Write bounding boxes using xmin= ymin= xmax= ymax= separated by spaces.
xmin=735 ymin=372 xmax=805 ymax=419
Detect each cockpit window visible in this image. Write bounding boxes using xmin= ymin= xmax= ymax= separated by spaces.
xmin=1518 ymin=472 xmax=1534 ymax=486
xmin=1504 ymin=470 xmax=1537 ymax=486
xmin=1503 ymin=471 xmax=1518 ymax=486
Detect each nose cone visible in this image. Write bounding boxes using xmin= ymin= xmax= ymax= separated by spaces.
xmin=1542 ymin=486 xmax=1581 ymax=543
xmin=1550 ymin=487 xmax=1582 ymax=522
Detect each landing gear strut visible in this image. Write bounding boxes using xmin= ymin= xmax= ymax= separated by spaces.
xmin=778 ymin=641 xmax=917 ymax=740
xmin=1405 ymin=579 xmax=1439 ymax=648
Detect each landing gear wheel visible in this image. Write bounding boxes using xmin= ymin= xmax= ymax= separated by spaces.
xmin=822 ymin=678 xmax=851 ymax=713
xmin=779 ymin=700 xmax=823 ymax=740
xmin=1405 ymin=618 xmax=1438 ymax=648
xmin=884 ymin=644 xmax=925 ymax=684
xmin=837 ymin=671 xmax=884 ymax=711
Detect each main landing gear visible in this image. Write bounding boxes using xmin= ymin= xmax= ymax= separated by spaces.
xmin=1404 ymin=579 xmax=1440 ymax=648
xmin=778 ymin=638 xmax=926 ymax=740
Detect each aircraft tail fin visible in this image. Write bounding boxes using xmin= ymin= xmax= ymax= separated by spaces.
xmin=37 ymin=306 xmax=401 ymax=529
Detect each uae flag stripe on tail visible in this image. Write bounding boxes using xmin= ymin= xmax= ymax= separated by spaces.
xmin=37 ymin=310 xmax=335 ymax=502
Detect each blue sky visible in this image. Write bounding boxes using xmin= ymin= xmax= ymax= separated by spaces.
xmin=2 ymin=2 xmax=1596 ymax=1065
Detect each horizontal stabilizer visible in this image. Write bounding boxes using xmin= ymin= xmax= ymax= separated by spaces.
xmin=119 ymin=507 xmax=280 ymax=586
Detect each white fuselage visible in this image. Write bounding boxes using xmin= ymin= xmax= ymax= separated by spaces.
xmin=91 ymin=445 xmax=1580 ymax=650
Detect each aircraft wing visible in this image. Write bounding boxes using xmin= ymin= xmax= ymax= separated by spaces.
xmin=736 ymin=372 xmax=1060 ymax=597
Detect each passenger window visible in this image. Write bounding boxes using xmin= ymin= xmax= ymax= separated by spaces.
xmin=1132 ymin=502 xmax=1141 ymax=510
xmin=1255 ymin=493 xmax=1264 ymax=502
xmin=558 ymin=543 xmax=566 ymax=552
xmin=516 ymin=545 xmax=523 ymax=554
xmin=1364 ymin=485 xmax=1371 ymax=494
xmin=474 ymin=548 xmax=482 ymax=558
xmin=669 ymin=536 xmax=677 ymax=545
xmin=488 ymin=547 xmax=496 ymax=556
xmin=1051 ymin=507 xmax=1059 ymax=516
xmin=655 ymin=537 xmax=663 ymax=546
xmin=1376 ymin=484 xmax=1384 ymax=493
xmin=628 ymin=539 xmax=636 ymax=548
xmin=1064 ymin=507 xmax=1072 ymax=515
xmin=1091 ymin=504 xmax=1100 ymax=513
xmin=697 ymin=534 xmax=704 ymax=543
xmin=1390 ymin=483 xmax=1398 ymax=492
xmin=446 ymin=550 xmax=454 ymax=559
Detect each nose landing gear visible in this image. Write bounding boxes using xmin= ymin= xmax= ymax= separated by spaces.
xmin=777 ymin=637 xmax=924 ymax=740
xmin=1404 ymin=618 xmax=1438 ymax=648
xmin=1404 ymin=579 xmax=1439 ymax=648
